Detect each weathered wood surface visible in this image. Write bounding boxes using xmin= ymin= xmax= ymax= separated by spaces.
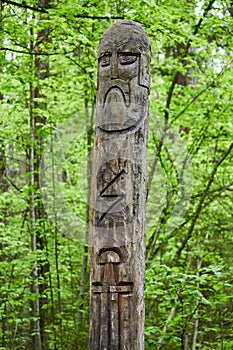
xmin=90 ymin=20 xmax=150 ymax=350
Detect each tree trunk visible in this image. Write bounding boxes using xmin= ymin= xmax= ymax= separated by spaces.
xmin=29 ymin=1 xmax=51 ymax=348
xmin=77 ymin=99 xmax=93 ymax=328
xmin=29 ymin=80 xmax=42 ymax=350
xmin=0 ymin=5 xmax=10 ymax=343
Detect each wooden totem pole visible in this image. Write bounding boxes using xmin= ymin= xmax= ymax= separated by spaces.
xmin=90 ymin=20 xmax=150 ymax=349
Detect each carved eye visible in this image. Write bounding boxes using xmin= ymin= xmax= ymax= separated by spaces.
xmin=119 ymin=54 xmax=137 ymax=65
xmin=100 ymin=55 xmax=111 ymax=67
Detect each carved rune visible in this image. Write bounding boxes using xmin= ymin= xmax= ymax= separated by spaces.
xmin=98 ymin=169 xmax=125 ymax=224
xmin=93 ymin=159 xmax=140 ymax=228
xmin=91 ymin=248 xmax=133 ymax=349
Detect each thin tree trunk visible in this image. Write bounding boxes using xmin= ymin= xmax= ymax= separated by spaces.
xmin=191 ymin=235 xmax=209 ymax=350
xmin=50 ymin=127 xmax=61 ymax=349
xmin=0 ymin=5 xmax=10 ymax=342
xmin=77 ymin=99 xmax=93 ymax=328
xmin=157 ymin=289 xmax=181 ymax=349
xmin=191 ymin=263 xmax=201 ymax=350
xmin=29 ymin=80 xmax=42 ymax=350
xmin=29 ymin=1 xmax=51 ymax=347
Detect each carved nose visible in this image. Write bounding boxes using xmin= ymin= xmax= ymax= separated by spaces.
xmin=111 ymin=56 xmax=119 ymax=79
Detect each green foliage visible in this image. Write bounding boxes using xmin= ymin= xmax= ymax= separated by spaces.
xmin=0 ymin=0 xmax=233 ymax=349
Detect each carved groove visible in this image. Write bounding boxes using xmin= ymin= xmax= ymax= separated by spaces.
xmin=98 ymin=169 xmax=125 ymax=224
xmin=99 ymin=169 xmax=125 ymax=197
xmin=98 ymin=195 xmax=124 ymax=224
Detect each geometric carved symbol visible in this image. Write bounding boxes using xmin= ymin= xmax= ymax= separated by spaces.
xmin=97 ymin=169 xmax=125 ymax=224
xmin=91 ymin=248 xmax=133 ymax=349
xmin=98 ymin=250 xmax=121 ymax=264
xmin=92 ymin=248 xmax=133 ymax=291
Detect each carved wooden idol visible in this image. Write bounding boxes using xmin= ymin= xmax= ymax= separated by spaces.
xmin=90 ymin=20 xmax=150 ymax=349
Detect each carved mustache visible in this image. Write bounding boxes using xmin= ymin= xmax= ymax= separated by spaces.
xmin=98 ymin=79 xmax=130 ymax=107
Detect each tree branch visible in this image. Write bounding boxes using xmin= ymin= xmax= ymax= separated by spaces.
xmin=0 ymin=47 xmax=75 ymax=56
xmin=5 ymin=175 xmax=22 ymax=192
xmin=193 ymin=0 xmax=216 ymax=35
xmin=164 ymin=0 xmax=216 ymax=123
xmin=3 ymin=0 xmax=47 ymax=13
xmin=171 ymin=84 xmax=212 ymax=124
xmin=164 ymin=72 xmax=179 ymax=121
xmin=3 ymin=0 xmax=124 ymax=19
xmin=173 ymin=141 xmax=233 ymax=264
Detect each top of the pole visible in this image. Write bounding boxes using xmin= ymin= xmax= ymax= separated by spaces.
xmin=98 ymin=20 xmax=150 ymax=58
xmin=96 ymin=20 xmax=150 ymax=132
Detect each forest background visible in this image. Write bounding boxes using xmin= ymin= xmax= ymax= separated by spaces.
xmin=0 ymin=0 xmax=233 ymax=349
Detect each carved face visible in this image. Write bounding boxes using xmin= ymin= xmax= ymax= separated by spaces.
xmin=99 ymin=52 xmax=139 ymax=85
xmin=97 ymin=21 xmax=150 ymax=132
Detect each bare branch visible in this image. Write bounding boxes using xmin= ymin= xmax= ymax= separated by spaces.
xmin=193 ymin=0 xmax=216 ymax=35
xmin=173 ymin=141 xmax=233 ymax=264
xmin=3 ymin=0 xmax=124 ymax=19
xmin=164 ymin=0 xmax=216 ymax=123
xmin=3 ymin=0 xmax=47 ymax=13
xmin=0 ymin=46 xmax=76 ymax=56
xmin=5 ymin=174 xmax=22 ymax=192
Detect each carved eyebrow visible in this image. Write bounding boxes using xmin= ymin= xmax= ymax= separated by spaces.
xmin=118 ymin=52 xmax=137 ymax=54
xmin=117 ymin=52 xmax=140 ymax=56
xmin=99 ymin=52 xmax=112 ymax=58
